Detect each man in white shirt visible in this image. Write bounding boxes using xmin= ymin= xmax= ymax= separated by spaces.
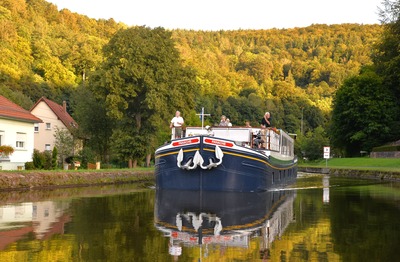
xmin=170 ymin=111 xmax=184 ymax=138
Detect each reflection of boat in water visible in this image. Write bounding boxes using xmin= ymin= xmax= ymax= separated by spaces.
xmin=154 ymin=189 xmax=296 ymax=258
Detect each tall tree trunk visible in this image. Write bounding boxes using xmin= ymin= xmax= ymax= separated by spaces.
xmin=133 ymin=159 xmax=137 ymax=168
xmin=128 ymin=159 xmax=133 ymax=168
xmin=135 ymin=113 xmax=141 ymax=130
xmin=146 ymin=154 xmax=151 ymax=167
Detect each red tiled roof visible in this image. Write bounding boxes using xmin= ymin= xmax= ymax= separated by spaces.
xmin=30 ymin=97 xmax=78 ymax=129
xmin=0 ymin=95 xmax=42 ymax=123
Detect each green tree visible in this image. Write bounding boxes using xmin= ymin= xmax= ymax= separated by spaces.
xmin=330 ymin=68 xmax=397 ymax=156
xmin=71 ymin=85 xmax=114 ymax=163
xmin=32 ymin=149 xmax=45 ymax=169
xmin=91 ymin=26 xmax=197 ymax=166
xmin=374 ymin=0 xmax=400 ymax=133
xmin=301 ymin=126 xmax=330 ymax=160
xmin=54 ymin=127 xmax=75 ymax=165
xmin=52 ymin=146 xmax=58 ymax=169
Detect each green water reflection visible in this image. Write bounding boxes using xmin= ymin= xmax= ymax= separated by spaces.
xmin=0 ymin=176 xmax=399 ymax=261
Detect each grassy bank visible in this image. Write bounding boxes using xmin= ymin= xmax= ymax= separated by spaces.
xmin=0 ymin=168 xmax=155 ymax=191
xmin=299 ymin=157 xmax=400 ymax=172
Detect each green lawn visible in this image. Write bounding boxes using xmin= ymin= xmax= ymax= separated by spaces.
xmin=299 ymin=157 xmax=400 ymax=172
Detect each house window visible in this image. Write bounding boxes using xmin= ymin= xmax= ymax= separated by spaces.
xmin=34 ymin=123 xmax=39 ymax=132
xmin=16 ymin=132 xmax=26 ymax=149
xmin=46 ymin=123 xmax=51 ymax=130
xmin=45 ymin=144 xmax=51 ymax=151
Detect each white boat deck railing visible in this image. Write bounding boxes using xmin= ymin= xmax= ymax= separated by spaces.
xmin=183 ymin=126 xmax=294 ymax=155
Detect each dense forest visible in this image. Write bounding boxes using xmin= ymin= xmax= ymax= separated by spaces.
xmin=1 ymin=0 xmax=397 ymax=165
xmin=0 ymin=0 xmax=125 ymax=107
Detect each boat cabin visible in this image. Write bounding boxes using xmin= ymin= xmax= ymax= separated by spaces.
xmin=183 ymin=126 xmax=295 ymax=158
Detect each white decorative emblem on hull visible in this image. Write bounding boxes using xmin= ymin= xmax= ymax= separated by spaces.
xmin=177 ymin=145 xmax=224 ymax=170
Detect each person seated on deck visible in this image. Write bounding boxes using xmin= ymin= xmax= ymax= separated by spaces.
xmin=253 ymin=126 xmax=267 ymax=149
xmin=219 ymin=115 xmax=228 ymax=126
xmin=245 ymin=121 xmax=252 ymax=128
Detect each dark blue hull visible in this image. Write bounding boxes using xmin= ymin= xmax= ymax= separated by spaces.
xmin=155 ymin=136 xmax=297 ymax=192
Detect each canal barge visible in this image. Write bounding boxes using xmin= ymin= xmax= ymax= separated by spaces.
xmin=155 ymin=124 xmax=297 ymax=192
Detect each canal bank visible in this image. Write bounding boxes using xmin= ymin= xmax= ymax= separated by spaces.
xmin=299 ymin=167 xmax=400 ymax=182
xmin=2 ymin=167 xmax=400 ymax=191
xmin=0 ymin=169 xmax=154 ymax=191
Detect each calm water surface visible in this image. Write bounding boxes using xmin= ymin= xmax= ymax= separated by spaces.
xmin=0 ymin=174 xmax=400 ymax=261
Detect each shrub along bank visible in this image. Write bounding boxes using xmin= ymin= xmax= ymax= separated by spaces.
xmin=0 ymin=169 xmax=154 ymax=191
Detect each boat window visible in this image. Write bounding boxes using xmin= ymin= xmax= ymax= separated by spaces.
xmin=280 ymin=131 xmax=294 ymax=157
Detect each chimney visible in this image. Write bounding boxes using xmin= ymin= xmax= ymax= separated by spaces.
xmin=63 ymin=101 xmax=66 ymax=112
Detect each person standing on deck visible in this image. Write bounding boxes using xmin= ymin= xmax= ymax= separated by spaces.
xmin=261 ymin=112 xmax=271 ymax=128
xmin=170 ymin=111 xmax=184 ymax=139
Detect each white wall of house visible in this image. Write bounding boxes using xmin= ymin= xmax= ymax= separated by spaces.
xmin=0 ymin=119 xmax=35 ymax=170
xmin=31 ymin=101 xmax=67 ymax=152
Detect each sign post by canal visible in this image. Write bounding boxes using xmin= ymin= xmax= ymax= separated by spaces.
xmin=323 ymin=146 xmax=330 ymax=167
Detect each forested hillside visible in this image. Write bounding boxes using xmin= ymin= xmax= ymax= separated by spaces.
xmin=174 ymin=25 xmax=380 ymax=97
xmin=0 ymin=0 xmax=385 ymax=162
xmin=0 ymin=1 xmax=382 ymax=124
xmin=171 ymin=25 xmax=381 ymax=127
xmin=0 ymin=0 xmax=125 ymax=108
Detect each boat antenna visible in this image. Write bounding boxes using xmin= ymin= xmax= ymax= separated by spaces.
xmin=196 ymin=107 xmax=211 ymax=130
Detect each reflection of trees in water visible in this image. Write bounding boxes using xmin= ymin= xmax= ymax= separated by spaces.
xmin=0 ymin=188 xmax=167 ymax=262
xmin=66 ymin=190 xmax=170 ymax=261
xmin=267 ymin=185 xmax=338 ymax=261
xmin=270 ymin=178 xmax=400 ymax=262
xmin=329 ymin=184 xmax=400 ymax=262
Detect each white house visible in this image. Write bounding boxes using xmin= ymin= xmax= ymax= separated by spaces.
xmin=0 ymin=96 xmax=42 ymax=170
xmin=30 ymin=97 xmax=79 ymax=152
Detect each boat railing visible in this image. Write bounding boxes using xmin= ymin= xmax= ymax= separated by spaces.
xmin=265 ymin=128 xmax=280 ymax=151
xmin=255 ymin=128 xmax=295 ymax=155
xmin=183 ymin=126 xmax=294 ymax=155
xmin=279 ymin=130 xmax=295 ymax=157
xmin=186 ymin=127 xmax=253 ymax=146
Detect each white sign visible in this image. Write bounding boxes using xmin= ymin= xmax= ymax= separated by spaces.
xmin=323 ymin=146 xmax=330 ymax=159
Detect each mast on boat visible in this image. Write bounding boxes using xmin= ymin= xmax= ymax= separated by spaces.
xmin=196 ymin=107 xmax=211 ymax=130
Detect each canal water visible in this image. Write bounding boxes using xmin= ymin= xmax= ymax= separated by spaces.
xmin=0 ymin=174 xmax=399 ymax=261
